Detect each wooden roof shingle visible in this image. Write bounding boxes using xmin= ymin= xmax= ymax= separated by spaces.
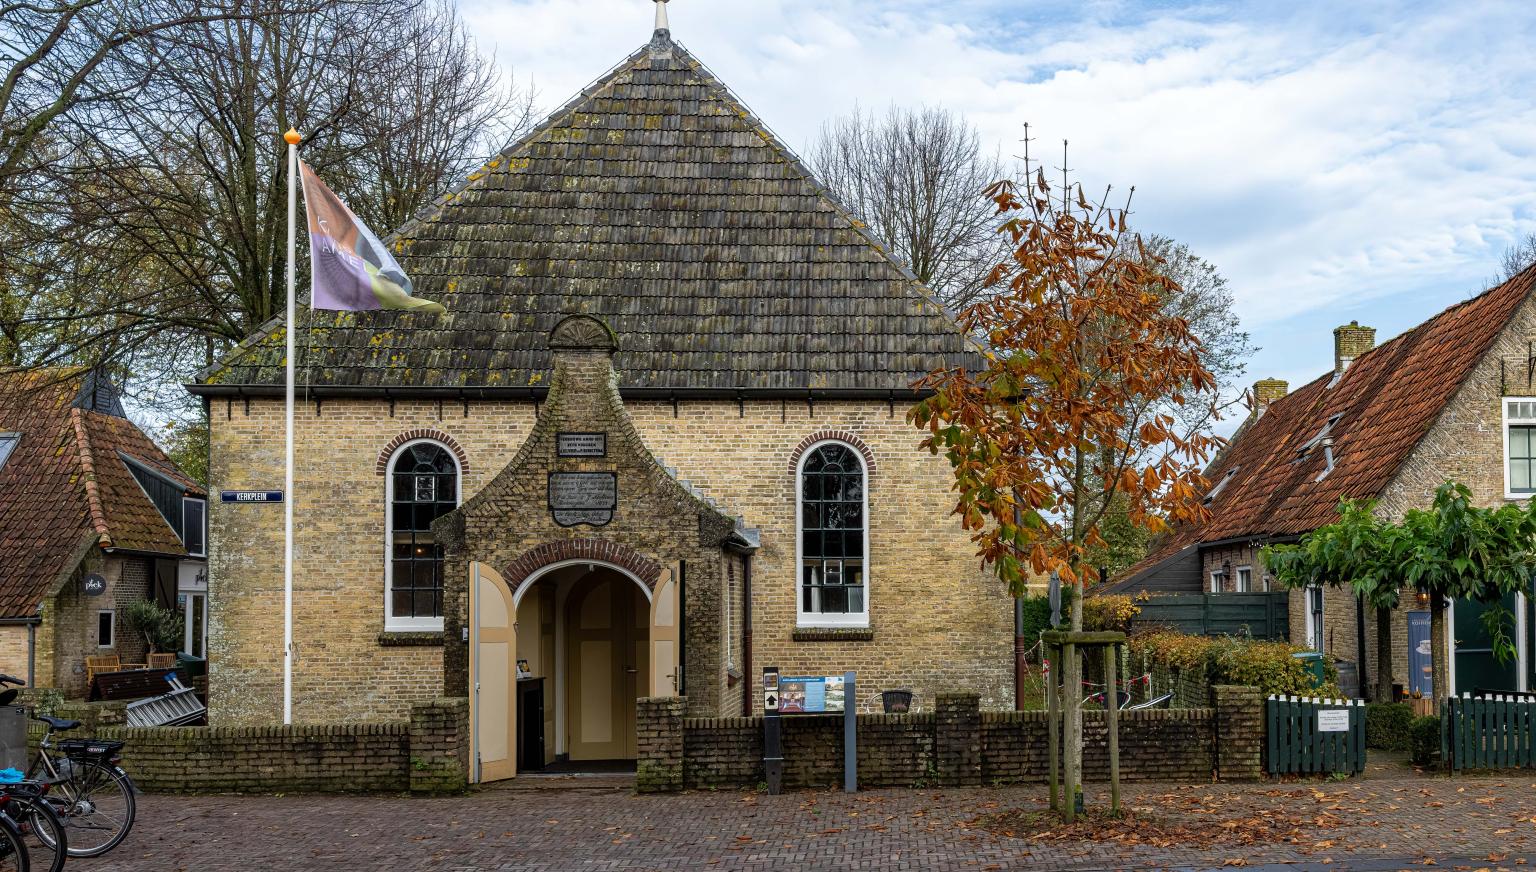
xmin=195 ymin=35 xmax=977 ymax=396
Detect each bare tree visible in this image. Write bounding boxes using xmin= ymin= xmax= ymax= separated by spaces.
xmin=807 ymin=104 xmax=1006 ymax=311
xmin=0 ymin=0 xmax=535 ymax=420
xmin=1500 ymin=232 xmax=1536 ymax=283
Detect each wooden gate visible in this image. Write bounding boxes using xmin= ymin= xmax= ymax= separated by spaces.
xmin=1444 ymin=694 xmax=1536 ymax=771
xmin=1266 ymin=695 xmax=1366 ymax=775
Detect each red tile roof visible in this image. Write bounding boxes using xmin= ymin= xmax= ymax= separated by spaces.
xmin=1123 ymin=268 xmax=1536 ymax=584
xmin=0 ymin=370 xmax=203 ymax=618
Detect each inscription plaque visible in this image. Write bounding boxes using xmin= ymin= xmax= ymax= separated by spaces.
xmin=548 ymin=472 xmax=617 ymax=527
xmin=557 ymin=432 xmax=607 ymax=457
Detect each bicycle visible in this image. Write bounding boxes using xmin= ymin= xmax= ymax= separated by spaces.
xmin=0 ymin=782 xmax=66 ymax=872
xmin=0 ymin=809 xmax=31 ymax=871
xmin=0 ymin=674 xmax=135 ymax=858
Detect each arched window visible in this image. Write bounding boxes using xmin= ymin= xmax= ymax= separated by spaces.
xmin=797 ymin=441 xmax=868 ymax=626
xmin=386 ymin=440 xmax=459 ymax=630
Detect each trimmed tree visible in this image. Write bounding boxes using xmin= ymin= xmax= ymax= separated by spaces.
xmin=1262 ymin=500 xmax=1402 ymax=703
xmin=910 ymin=150 xmax=1220 ymax=814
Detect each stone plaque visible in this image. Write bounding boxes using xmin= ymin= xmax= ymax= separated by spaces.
xmin=557 ymin=432 xmax=607 ymax=458
xmin=548 ymin=472 xmax=617 ymax=527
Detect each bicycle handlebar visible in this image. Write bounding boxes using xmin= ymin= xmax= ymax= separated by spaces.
xmin=0 ymin=674 xmax=24 ymax=688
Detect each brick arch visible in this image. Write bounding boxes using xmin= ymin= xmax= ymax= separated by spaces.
xmin=787 ymin=429 xmax=877 ymax=476
xmin=376 ymin=429 xmax=469 ymax=475
xmin=502 ymin=539 xmax=664 ymax=594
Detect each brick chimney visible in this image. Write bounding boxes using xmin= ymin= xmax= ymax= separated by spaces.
xmin=1252 ymin=378 xmax=1288 ymax=417
xmin=1333 ymin=321 xmax=1376 ymax=375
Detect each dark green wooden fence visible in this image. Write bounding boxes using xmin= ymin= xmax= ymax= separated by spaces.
xmin=1137 ymin=592 xmax=1291 ymax=640
xmin=1266 ymin=695 xmax=1366 ymax=775
xmin=1443 ymin=694 xmax=1536 ymax=771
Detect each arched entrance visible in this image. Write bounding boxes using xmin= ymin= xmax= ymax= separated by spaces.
xmin=469 ymin=555 xmax=680 ymax=782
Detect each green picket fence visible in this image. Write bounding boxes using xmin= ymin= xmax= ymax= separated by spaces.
xmin=1443 ymin=694 xmax=1536 ymax=771
xmin=1265 ymin=695 xmax=1366 ymax=775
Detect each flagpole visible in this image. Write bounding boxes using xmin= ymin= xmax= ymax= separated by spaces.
xmin=282 ymin=127 xmax=300 ymax=726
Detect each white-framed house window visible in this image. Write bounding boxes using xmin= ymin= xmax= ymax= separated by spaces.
xmin=1305 ymin=585 xmax=1325 ymax=652
xmin=1504 ymin=398 xmax=1536 ymax=498
xmin=384 ymin=439 xmax=460 ymax=631
xmin=97 ymin=610 xmax=114 ymax=648
xmin=1235 ymin=565 xmax=1252 ymax=592
xmin=1209 ymin=570 xmax=1225 ymax=593
xmin=796 ymin=440 xmax=868 ymax=627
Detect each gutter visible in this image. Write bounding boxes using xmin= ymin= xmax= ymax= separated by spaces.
xmin=186 ymin=383 xmax=935 ymax=403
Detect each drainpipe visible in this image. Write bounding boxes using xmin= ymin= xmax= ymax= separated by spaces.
xmin=26 ymin=621 xmax=35 ymax=688
xmin=1355 ymin=594 xmax=1369 ymax=700
xmin=741 ymin=554 xmax=753 ymax=717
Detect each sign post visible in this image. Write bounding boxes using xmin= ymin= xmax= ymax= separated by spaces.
xmin=843 ymin=670 xmax=856 ymax=793
xmin=762 ymin=667 xmax=783 ymax=795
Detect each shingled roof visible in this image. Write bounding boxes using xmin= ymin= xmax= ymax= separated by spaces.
xmin=192 ymin=32 xmax=977 ymax=398
xmin=0 ymin=370 xmax=204 ymax=619
xmin=1115 ymin=267 xmax=1536 ymax=590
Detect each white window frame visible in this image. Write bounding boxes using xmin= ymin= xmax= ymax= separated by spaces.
xmin=97 ymin=609 xmax=114 ymax=649
xmin=1235 ymin=565 xmax=1252 ymax=593
xmin=795 ymin=439 xmax=870 ymax=628
xmin=182 ymin=497 xmax=207 ymax=557
xmin=383 ymin=438 xmax=461 ymax=633
xmin=1503 ymin=398 xmax=1536 ymax=499
xmin=0 ymin=432 xmax=18 ymax=471
xmin=1209 ymin=571 xmax=1225 ymax=593
xmin=1305 ymin=585 xmax=1325 ymax=652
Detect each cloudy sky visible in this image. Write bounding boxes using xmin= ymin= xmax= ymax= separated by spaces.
xmin=460 ymin=0 xmax=1536 ymax=412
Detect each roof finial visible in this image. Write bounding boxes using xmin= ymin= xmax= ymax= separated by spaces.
xmin=654 ymin=0 xmax=670 ymax=34
xmin=648 ymin=0 xmax=673 ymax=56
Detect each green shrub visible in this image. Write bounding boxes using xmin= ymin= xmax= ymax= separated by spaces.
xmin=1128 ymin=628 xmax=1342 ymax=698
xmin=1082 ymin=594 xmax=1140 ymax=632
xmin=121 ymin=599 xmax=182 ymax=653
xmin=1018 ymin=595 xmax=1052 ymax=642
xmin=1409 ymin=715 xmax=1440 ymax=766
xmin=1365 ymin=702 xmax=1413 ymax=752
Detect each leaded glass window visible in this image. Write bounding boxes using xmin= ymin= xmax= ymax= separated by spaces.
xmin=799 ymin=442 xmax=866 ymax=621
xmin=389 ymin=442 xmax=457 ymax=624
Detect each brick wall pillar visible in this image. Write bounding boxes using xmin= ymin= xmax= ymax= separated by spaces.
xmin=637 ymin=696 xmax=686 ymax=793
xmin=935 ymin=693 xmax=982 ymax=787
xmin=408 ymin=697 xmax=469 ymax=793
xmin=1213 ymin=685 xmax=1263 ymax=781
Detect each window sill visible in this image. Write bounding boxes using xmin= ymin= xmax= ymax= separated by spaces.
xmin=792 ymin=627 xmax=874 ymax=643
xmin=378 ymin=631 xmax=444 ymax=647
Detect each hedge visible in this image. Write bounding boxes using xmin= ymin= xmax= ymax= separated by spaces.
xmin=1409 ymin=715 xmax=1440 ymax=766
xmin=1017 ymin=591 xmax=1142 ymax=640
xmin=1365 ymin=702 xmax=1414 ymax=752
xmin=1128 ymin=629 xmax=1341 ymax=698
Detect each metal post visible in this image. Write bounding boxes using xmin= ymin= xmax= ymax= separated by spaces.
xmin=1046 ymin=641 xmax=1060 ymax=811
xmin=1105 ymin=644 xmax=1120 ymax=816
xmin=843 ymin=671 xmax=856 ymax=793
xmin=1063 ymin=640 xmax=1077 ymax=823
xmin=763 ymin=666 xmax=783 ymax=795
xmin=281 ymin=128 xmax=299 ymax=726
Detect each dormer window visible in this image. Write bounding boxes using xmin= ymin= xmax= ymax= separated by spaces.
xmin=183 ymin=497 xmax=206 ymax=557
xmin=0 ymin=433 xmax=16 ymax=472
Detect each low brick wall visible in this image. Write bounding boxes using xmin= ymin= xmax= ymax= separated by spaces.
xmin=37 ymin=698 xmax=470 ymax=794
xmin=641 ymin=687 xmax=1263 ymax=793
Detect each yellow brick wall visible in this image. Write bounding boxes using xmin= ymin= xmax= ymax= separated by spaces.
xmin=208 ymin=395 xmax=1013 ymax=724
xmin=0 ymin=626 xmax=28 ymax=683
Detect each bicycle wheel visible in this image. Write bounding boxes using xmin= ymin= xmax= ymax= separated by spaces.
xmin=11 ymin=798 xmax=64 ymax=872
xmin=0 ymin=813 xmax=33 ymax=872
xmin=50 ymin=760 xmax=134 ymax=857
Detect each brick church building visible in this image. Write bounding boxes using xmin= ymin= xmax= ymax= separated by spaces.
xmin=190 ymin=14 xmax=1013 ymax=778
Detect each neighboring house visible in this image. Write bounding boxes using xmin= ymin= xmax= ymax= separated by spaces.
xmin=0 ymin=369 xmax=208 ymax=698
xmin=1114 ymin=268 xmax=1536 ymax=699
xmin=188 ymin=20 xmax=1013 ymax=778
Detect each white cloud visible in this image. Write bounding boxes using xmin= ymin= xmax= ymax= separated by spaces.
xmin=460 ymin=0 xmax=1536 ymax=392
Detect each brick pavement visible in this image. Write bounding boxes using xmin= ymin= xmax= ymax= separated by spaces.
xmin=74 ymin=770 xmax=1536 ymax=872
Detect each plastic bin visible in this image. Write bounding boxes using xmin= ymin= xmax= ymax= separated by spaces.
xmin=1291 ymin=651 xmax=1326 ymax=689
xmin=0 ymin=706 xmax=24 ymax=772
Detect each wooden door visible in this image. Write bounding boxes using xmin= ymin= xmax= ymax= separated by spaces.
xmin=566 ymin=572 xmax=645 ymax=760
xmin=650 ymin=564 xmax=681 ymax=697
xmin=473 ymin=563 xmax=517 ymax=782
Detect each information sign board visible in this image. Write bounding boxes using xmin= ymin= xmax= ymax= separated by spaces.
xmin=777 ymin=675 xmax=846 ymax=714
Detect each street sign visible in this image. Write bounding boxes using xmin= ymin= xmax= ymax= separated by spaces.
xmin=221 ymin=490 xmax=284 ymax=503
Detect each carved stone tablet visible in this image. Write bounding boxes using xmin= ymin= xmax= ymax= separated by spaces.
xmin=548 ymin=472 xmax=617 ymax=527
xmin=557 ymin=432 xmax=607 ymax=457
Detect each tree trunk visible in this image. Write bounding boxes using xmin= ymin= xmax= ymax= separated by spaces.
xmin=1374 ymin=606 xmax=1394 ymax=704
xmin=1429 ymin=590 xmax=1449 ymax=707
xmin=1063 ymin=579 xmax=1084 ymax=817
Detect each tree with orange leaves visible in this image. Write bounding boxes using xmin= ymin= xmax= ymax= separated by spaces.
xmin=910 ymin=141 xmax=1222 ymax=813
